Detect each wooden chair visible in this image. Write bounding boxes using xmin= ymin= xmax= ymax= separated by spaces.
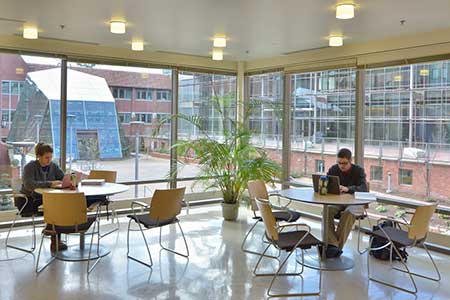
xmin=367 ymin=203 xmax=441 ymax=294
xmin=35 ymin=192 xmax=102 ymax=274
xmin=126 ymin=187 xmax=188 ymax=268
xmin=88 ymin=170 xmax=118 ymax=237
xmin=242 ymin=180 xmax=301 ymax=258
xmin=253 ymin=198 xmax=322 ymax=298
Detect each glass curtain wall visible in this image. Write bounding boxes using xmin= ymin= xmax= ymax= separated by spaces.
xmin=0 ymin=54 xmax=61 ymax=194
xmin=66 ymin=62 xmax=172 ymax=199
xmin=364 ymin=60 xmax=450 ymax=212
xmin=177 ymin=71 xmax=237 ymax=192
xmin=246 ymin=72 xmax=283 ymax=166
xmin=289 ymin=68 xmax=356 ymax=180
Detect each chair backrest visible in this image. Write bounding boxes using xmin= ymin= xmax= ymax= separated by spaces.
xmin=408 ymin=203 xmax=437 ymax=241
xmin=247 ymin=180 xmax=269 ymax=212
xmin=43 ymin=192 xmax=87 ymax=227
xmin=255 ymin=198 xmax=279 ymax=241
xmin=88 ymin=170 xmax=117 ymax=183
xmin=149 ymin=187 xmax=186 ymax=221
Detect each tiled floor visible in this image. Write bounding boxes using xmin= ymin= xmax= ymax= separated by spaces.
xmin=0 ymin=205 xmax=449 ymax=300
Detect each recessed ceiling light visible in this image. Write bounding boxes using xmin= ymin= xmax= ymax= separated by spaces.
xmin=23 ymin=26 xmax=38 ymax=39
xmin=336 ymin=3 xmax=355 ymax=19
xmin=110 ymin=21 xmax=126 ymax=34
xmin=212 ymin=48 xmax=223 ymax=61
xmin=394 ymin=75 xmax=402 ymax=82
xmin=131 ymin=40 xmax=144 ymax=51
xmin=329 ymin=36 xmax=343 ymax=47
xmin=419 ymin=69 xmax=429 ymax=76
xmin=213 ymin=37 xmax=227 ymax=48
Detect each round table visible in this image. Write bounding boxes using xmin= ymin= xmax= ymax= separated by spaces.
xmin=276 ymin=187 xmax=375 ymax=271
xmin=34 ymin=183 xmax=129 ymax=261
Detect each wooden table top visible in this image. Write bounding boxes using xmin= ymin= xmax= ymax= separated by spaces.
xmin=277 ymin=187 xmax=375 ymax=206
xmin=34 ymin=182 xmax=129 ymax=197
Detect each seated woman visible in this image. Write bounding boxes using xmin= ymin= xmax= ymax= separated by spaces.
xmin=21 ymin=142 xmax=66 ymax=251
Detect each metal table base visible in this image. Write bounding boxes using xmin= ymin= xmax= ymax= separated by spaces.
xmin=54 ymin=244 xmax=110 ymax=262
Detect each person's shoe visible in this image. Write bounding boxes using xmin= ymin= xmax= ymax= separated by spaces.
xmin=50 ymin=240 xmax=68 ymax=252
xmin=325 ymin=245 xmax=343 ymax=258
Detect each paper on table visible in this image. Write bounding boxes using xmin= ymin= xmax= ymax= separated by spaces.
xmin=355 ymin=192 xmax=377 ymax=201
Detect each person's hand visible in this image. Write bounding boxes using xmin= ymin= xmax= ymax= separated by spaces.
xmin=340 ymin=185 xmax=349 ymax=193
xmin=50 ymin=180 xmax=62 ymax=188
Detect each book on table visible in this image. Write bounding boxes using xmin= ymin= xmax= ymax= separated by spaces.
xmin=80 ymin=179 xmax=105 ymax=186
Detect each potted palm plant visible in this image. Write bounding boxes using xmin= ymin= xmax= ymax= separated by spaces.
xmin=161 ymin=95 xmax=281 ymax=221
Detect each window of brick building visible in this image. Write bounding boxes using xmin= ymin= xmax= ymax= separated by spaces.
xmin=370 ymin=166 xmax=383 ymax=181
xmin=399 ymin=168 xmax=413 ymax=185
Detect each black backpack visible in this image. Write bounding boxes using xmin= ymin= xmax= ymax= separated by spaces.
xmin=369 ymin=220 xmax=408 ymax=262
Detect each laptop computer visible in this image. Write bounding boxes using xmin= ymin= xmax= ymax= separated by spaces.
xmin=55 ymin=173 xmax=82 ymax=189
xmin=312 ymin=174 xmax=341 ymax=195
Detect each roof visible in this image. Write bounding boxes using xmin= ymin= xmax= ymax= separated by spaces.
xmin=27 ymin=68 xmax=115 ymax=102
xmin=27 ymin=64 xmax=172 ymax=89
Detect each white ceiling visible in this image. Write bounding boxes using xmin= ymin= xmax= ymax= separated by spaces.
xmin=0 ymin=0 xmax=450 ymax=61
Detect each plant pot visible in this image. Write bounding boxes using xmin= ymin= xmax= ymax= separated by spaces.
xmin=221 ymin=202 xmax=239 ymax=221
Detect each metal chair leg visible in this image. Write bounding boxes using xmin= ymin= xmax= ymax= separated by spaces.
xmin=87 ymin=218 xmax=102 ymax=274
xmin=390 ymin=242 xmax=441 ymax=282
xmin=127 ymin=218 xmax=153 ymax=268
xmin=35 ymin=233 xmax=56 ymax=274
xmin=159 ymin=221 xmax=189 ymax=258
xmin=266 ymin=246 xmax=321 ymax=298
xmin=367 ymin=237 xmax=418 ymax=294
xmin=241 ymin=219 xmax=279 ymax=259
xmin=6 ymin=214 xmax=37 ymax=254
xmin=357 ymin=218 xmax=369 ymax=255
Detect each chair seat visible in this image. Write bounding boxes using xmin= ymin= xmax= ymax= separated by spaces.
xmin=371 ymin=227 xmax=415 ymax=247
xmin=45 ymin=216 xmax=96 ymax=234
xmin=127 ymin=214 xmax=177 ymax=229
xmin=273 ymin=210 xmax=301 ymax=222
xmin=273 ymin=231 xmax=321 ymax=251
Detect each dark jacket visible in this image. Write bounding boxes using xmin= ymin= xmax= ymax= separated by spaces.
xmin=21 ymin=160 xmax=64 ymax=198
xmin=327 ymin=164 xmax=368 ymax=194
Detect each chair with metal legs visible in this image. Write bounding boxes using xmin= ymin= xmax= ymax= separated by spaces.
xmin=87 ymin=170 xmax=119 ymax=238
xmin=367 ymin=203 xmax=441 ymax=294
xmin=4 ymin=178 xmax=39 ymax=255
xmin=253 ymin=198 xmax=322 ymax=298
xmin=35 ymin=192 xmax=102 ymax=274
xmin=126 ymin=187 xmax=188 ymax=269
xmin=242 ymin=180 xmax=301 ymax=257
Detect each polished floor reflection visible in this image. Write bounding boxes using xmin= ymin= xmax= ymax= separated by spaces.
xmin=0 ymin=205 xmax=449 ymax=300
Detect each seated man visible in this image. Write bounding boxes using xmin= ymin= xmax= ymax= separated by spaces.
xmin=325 ymin=148 xmax=368 ymax=258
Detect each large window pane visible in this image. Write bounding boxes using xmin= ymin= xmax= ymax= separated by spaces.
xmin=1 ymin=54 xmax=61 ymax=192
xmin=66 ymin=63 xmax=172 ymax=199
xmin=177 ymin=71 xmax=237 ymax=192
xmin=364 ymin=60 xmax=450 ymax=217
xmin=246 ymin=72 xmax=283 ymax=167
xmin=289 ymin=68 xmax=356 ymax=181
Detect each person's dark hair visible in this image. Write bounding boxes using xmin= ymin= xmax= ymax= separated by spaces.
xmin=35 ymin=142 xmax=53 ymax=157
xmin=337 ymin=148 xmax=352 ymax=160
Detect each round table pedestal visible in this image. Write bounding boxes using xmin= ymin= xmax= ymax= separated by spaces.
xmin=301 ymin=254 xmax=354 ymax=271
xmin=54 ymin=244 xmax=110 ymax=261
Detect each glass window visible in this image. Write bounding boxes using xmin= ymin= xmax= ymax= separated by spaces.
xmin=2 ymin=81 xmax=10 ymax=94
xmin=67 ymin=62 xmax=172 ymax=199
xmin=156 ymin=90 xmax=171 ymax=101
xmin=370 ymin=166 xmax=383 ymax=181
xmin=315 ymin=159 xmax=325 ymax=173
xmin=290 ymin=68 xmax=355 ymax=179
xmin=399 ymin=169 xmax=413 ymax=185
xmin=136 ymin=88 xmax=151 ymax=100
xmin=178 ymin=71 xmax=237 ymax=191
